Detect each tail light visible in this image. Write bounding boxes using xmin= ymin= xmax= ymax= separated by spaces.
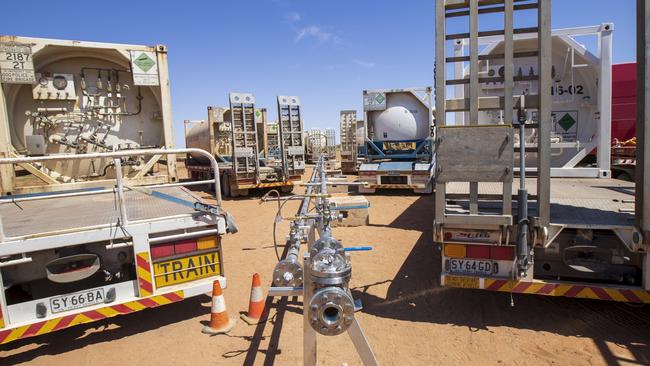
xmin=466 ymin=245 xmax=490 ymax=259
xmin=444 ymin=244 xmax=466 ymax=258
xmin=444 ymin=244 xmax=515 ymax=261
xmin=174 ymin=240 xmax=197 ymax=254
xmin=490 ymin=246 xmax=515 ymax=261
xmin=197 ymin=237 xmax=217 ymax=250
xmin=151 ymin=236 xmax=218 ymax=260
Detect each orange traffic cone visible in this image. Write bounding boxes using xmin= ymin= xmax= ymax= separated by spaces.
xmin=240 ymin=273 xmax=265 ymax=325
xmin=202 ymin=280 xmax=236 ymax=334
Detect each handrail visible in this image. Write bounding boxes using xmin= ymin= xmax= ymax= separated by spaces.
xmin=0 ymin=148 xmax=222 ymax=206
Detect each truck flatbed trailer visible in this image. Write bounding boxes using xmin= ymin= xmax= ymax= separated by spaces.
xmin=440 ymin=178 xmax=647 ymax=303
xmin=186 ymin=162 xmax=297 ymax=197
xmin=0 ymin=186 xmax=228 ymax=344
xmin=445 ymin=178 xmax=634 ymax=228
xmin=440 ymin=178 xmax=650 ymax=303
xmin=0 ymin=186 xmax=201 ymax=237
xmin=0 ymin=149 xmax=233 ymax=345
xmin=434 ymin=0 xmax=649 ymax=305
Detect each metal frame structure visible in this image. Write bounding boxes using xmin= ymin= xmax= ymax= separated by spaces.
xmin=266 ymin=156 xmax=377 ymax=366
xmin=277 ymin=96 xmax=306 ymax=179
xmin=229 ymin=92 xmax=261 ymax=183
xmin=340 ymin=110 xmax=358 ymax=173
xmin=435 ymin=0 xmax=551 ymax=268
xmin=0 ymin=148 xmax=233 ymax=344
xmin=435 ymin=0 xmax=650 ymax=302
xmin=638 ymin=0 xmax=650 ymax=246
xmin=0 ymin=36 xmax=177 ymax=195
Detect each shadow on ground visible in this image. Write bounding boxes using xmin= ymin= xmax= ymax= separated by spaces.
xmin=0 ymin=296 xmax=210 ymax=365
xmin=354 ymin=195 xmax=650 ymax=366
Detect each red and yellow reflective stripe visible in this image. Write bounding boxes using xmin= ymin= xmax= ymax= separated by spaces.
xmin=0 ymin=304 xmax=4 ymax=329
xmin=483 ymin=279 xmax=650 ymax=303
xmin=365 ymin=184 xmax=425 ymax=189
xmin=237 ymin=182 xmax=294 ymax=189
xmin=0 ymin=291 xmax=183 ymax=345
xmin=136 ymin=252 xmax=154 ymax=297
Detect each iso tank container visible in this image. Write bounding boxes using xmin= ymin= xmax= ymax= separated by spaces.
xmin=471 ymin=32 xmax=610 ymax=172
xmin=0 ymin=36 xmax=177 ymax=195
xmin=363 ymin=89 xmax=432 ymax=143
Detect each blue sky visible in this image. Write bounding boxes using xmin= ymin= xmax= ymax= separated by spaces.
xmin=2 ymin=0 xmax=637 ymax=147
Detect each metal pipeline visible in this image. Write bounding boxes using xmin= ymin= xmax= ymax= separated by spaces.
xmin=516 ymin=99 xmax=530 ymax=278
xmin=307 ymin=233 xmax=354 ymax=336
xmin=272 ymin=158 xmax=324 ymax=287
xmin=271 ymin=156 xmax=356 ymax=336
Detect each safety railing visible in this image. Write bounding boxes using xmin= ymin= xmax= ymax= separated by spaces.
xmin=0 ymin=148 xmax=222 ymax=236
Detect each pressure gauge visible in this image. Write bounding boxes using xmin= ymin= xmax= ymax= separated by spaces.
xmin=38 ymin=77 xmax=48 ymax=86
xmin=52 ymin=75 xmax=68 ymax=90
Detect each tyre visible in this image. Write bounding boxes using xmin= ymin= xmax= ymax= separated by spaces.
xmin=616 ymin=172 xmax=633 ymax=182
xmin=221 ymin=173 xmax=231 ymax=198
xmin=280 ymin=185 xmax=294 ymax=194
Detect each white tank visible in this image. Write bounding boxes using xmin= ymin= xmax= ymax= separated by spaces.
xmin=184 ymin=119 xmax=212 ymax=159
xmin=356 ymin=120 xmax=365 ymax=148
xmin=471 ymin=35 xmax=602 ymax=169
xmin=0 ymin=36 xmax=176 ymax=194
xmin=364 ymin=90 xmax=431 ymax=142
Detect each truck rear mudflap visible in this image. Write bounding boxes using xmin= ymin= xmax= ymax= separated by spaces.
xmin=441 ymin=274 xmax=650 ymax=304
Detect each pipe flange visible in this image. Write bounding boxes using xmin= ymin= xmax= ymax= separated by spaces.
xmin=273 ymin=259 xmax=303 ymax=287
xmin=308 ymin=287 xmax=355 ymax=336
xmin=310 ymin=236 xmax=343 ymax=258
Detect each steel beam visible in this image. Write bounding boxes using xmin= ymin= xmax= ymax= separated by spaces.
xmin=469 ymin=0 xmax=479 ymax=215
xmin=156 ymin=45 xmax=178 ymax=184
xmin=638 ymin=0 xmax=650 ymax=241
xmin=597 ymin=24 xmax=613 ymax=178
xmin=536 ymin=0 xmax=552 ymax=227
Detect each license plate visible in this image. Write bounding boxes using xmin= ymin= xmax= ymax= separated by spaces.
xmin=446 ymin=258 xmax=497 ymax=276
xmin=444 ymin=276 xmax=480 ymax=289
xmin=153 ymin=251 xmax=221 ymax=288
xmin=287 ymin=146 xmax=305 ymax=155
xmin=50 ymin=288 xmax=106 ymax=313
xmin=234 ymin=147 xmax=254 ymax=158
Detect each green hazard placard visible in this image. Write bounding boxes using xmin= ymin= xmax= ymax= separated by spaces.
xmin=552 ymin=111 xmax=578 ymax=142
xmin=364 ymin=92 xmax=387 ymax=111
xmin=129 ymin=50 xmax=159 ymax=86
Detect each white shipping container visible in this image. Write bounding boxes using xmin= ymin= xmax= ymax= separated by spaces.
xmin=0 ymin=36 xmax=177 ymax=194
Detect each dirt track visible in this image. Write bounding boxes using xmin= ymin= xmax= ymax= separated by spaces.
xmin=1 ymin=183 xmax=650 ymax=365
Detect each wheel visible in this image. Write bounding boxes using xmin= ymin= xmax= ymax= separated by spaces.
xmin=221 ymin=173 xmax=231 ymax=198
xmin=414 ymin=183 xmax=433 ymax=194
xmin=280 ymin=185 xmax=294 ymax=194
xmin=616 ymin=172 xmax=633 ymax=182
xmin=190 ymin=170 xmax=199 ymax=181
